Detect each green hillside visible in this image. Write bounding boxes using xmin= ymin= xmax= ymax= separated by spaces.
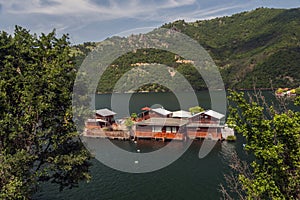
xmin=73 ymin=7 xmax=300 ymax=93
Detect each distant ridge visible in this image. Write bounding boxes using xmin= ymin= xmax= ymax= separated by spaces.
xmin=73 ymin=7 xmax=300 ymax=93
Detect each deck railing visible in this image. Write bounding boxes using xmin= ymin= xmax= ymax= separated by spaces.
xmin=135 ymin=131 xmax=184 ymax=140
xmin=187 ymin=131 xmax=221 ymax=139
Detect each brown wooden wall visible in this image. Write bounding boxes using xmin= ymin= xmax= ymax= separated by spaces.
xmin=136 ymin=125 xmax=152 ymax=132
xmin=187 ymin=127 xmax=221 ymax=139
xmin=95 ymin=114 xmax=115 ymax=124
xmin=189 ymin=114 xmax=219 ymax=124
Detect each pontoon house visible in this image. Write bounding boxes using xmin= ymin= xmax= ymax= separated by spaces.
xmin=95 ymin=108 xmax=116 ymax=125
xmin=85 ymin=108 xmax=117 ymax=129
xmin=135 ymin=117 xmax=188 ymax=140
xmin=187 ymin=110 xmax=225 ymax=140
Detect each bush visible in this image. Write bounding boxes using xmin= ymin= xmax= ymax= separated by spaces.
xmin=226 ymin=135 xmax=237 ymax=141
xmin=189 ymin=106 xmax=204 ymax=114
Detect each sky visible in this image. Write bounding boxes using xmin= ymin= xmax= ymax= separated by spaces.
xmin=0 ymin=0 xmax=299 ymax=44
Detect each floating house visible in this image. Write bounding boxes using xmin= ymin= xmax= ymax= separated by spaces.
xmin=84 ymin=108 xmax=131 ymax=139
xmin=85 ymin=108 xmax=116 ymax=129
xmin=95 ymin=108 xmax=116 ymax=125
xmin=84 ymin=106 xmax=234 ymax=141
xmin=187 ymin=110 xmax=225 ymax=140
xmin=135 ymin=117 xmax=188 ymax=140
xmin=135 ymin=108 xmax=227 ymax=141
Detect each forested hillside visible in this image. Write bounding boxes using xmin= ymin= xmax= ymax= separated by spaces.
xmin=73 ymin=7 xmax=300 ymax=93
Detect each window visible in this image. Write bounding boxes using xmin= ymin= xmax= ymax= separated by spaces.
xmin=166 ymin=127 xmax=171 ymax=133
xmin=152 ymin=126 xmax=162 ymax=132
xmin=172 ymin=127 xmax=177 ymax=133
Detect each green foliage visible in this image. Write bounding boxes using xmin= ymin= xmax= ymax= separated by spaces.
xmin=74 ymin=8 xmax=300 ymax=93
xmin=295 ymin=96 xmax=300 ymax=106
xmin=0 ymin=27 xmax=91 ymax=199
xmin=295 ymin=87 xmax=300 ymax=95
xmin=130 ymin=113 xmax=138 ymax=120
xmin=71 ymin=42 xmax=97 ymax=68
xmin=228 ymin=91 xmax=300 ymax=199
xmin=189 ymin=106 xmax=204 ymax=114
xmin=276 ymin=88 xmax=284 ymax=94
xmin=226 ymin=135 xmax=236 ymax=141
xmin=124 ymin=118 xmax=134 ymax=128
xmin=163 ymin=8 xmax=300 ymax=89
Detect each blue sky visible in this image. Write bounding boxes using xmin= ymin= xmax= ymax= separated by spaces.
xmin=0 ymin=0 xmax=299 ymax=44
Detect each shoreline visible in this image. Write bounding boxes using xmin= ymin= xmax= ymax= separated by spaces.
xmin=96 ymin=88 xmax=274 ymax=95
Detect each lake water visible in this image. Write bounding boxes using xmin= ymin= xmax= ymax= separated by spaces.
xmin=34 ymin=91 xmax=282 ymax=200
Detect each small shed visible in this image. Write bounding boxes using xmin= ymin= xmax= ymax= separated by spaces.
xmin=95 ymin=108 xmax=116 ymax=124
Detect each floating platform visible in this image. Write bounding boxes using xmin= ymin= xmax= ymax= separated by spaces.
xmin=83 ymin=129 xmax=130 ymax=140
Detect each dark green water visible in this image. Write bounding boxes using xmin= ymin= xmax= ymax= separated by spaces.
xmin=35 ymin=91 xmax=266 ymax=200
xmin=35 ymin=139 xmax=245 ymax=200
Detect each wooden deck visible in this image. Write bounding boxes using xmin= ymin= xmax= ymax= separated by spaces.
xmin=85 ymin=125 xmax=102 ymax=129
xmin=84 ymin=129 xmax=130 ymax=140
xmin=135 ymin=131 xmax=184 ymax=141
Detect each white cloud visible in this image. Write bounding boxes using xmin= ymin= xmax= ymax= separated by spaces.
xmin=2 ymin=0 xmax=297 ymax=44
xmin=0 ymin=0 xmax=202 ymax=39
xmin=1 ymin=0 xmax=197 ymax=20
xmin=181 ymin=4 xmax=249 ymax=21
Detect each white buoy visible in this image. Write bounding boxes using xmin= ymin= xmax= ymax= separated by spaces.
xmin=137 ymin=149 xmax=140 ymax=153
xmin=134 ymin=141 xmax=137 ymax=144
xmin=134 ymin=160 xmax=139 ymax=164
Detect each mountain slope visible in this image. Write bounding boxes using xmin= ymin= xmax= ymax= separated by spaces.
xmin=162 ymin=7 xmax=300 ymax=89
xmin=73 ymin=7 xmax=300 ymax=92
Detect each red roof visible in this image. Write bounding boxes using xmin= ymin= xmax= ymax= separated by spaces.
xmin=141 ymin=107 xmax=151 ymax=111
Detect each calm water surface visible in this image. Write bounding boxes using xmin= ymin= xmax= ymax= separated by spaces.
xmin=36 ymin=91 xmax=280 ymax=200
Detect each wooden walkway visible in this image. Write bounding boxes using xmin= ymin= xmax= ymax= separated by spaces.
xmin=135 ymin=131 xmax=184 ymax=141
xmin=83 ymin=129 xmax=130 ymax=140
xmin=83 ymin=127 xmax=234 ymax=142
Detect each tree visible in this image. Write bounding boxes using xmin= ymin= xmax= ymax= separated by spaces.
xmin=224 ymin=91 xmax=300 ymax=199
xmin=124 ymin=118 xmax=134 ymax=128
xmin=295 ymin=87 xmax=300 ymax=95
xmin=0 ymin=27 xmax=91 ymax=199
xmin=189 ymin=106 xmax=204 ymax=114
xmin=131 ymin=113 xmax=138 ymax=121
